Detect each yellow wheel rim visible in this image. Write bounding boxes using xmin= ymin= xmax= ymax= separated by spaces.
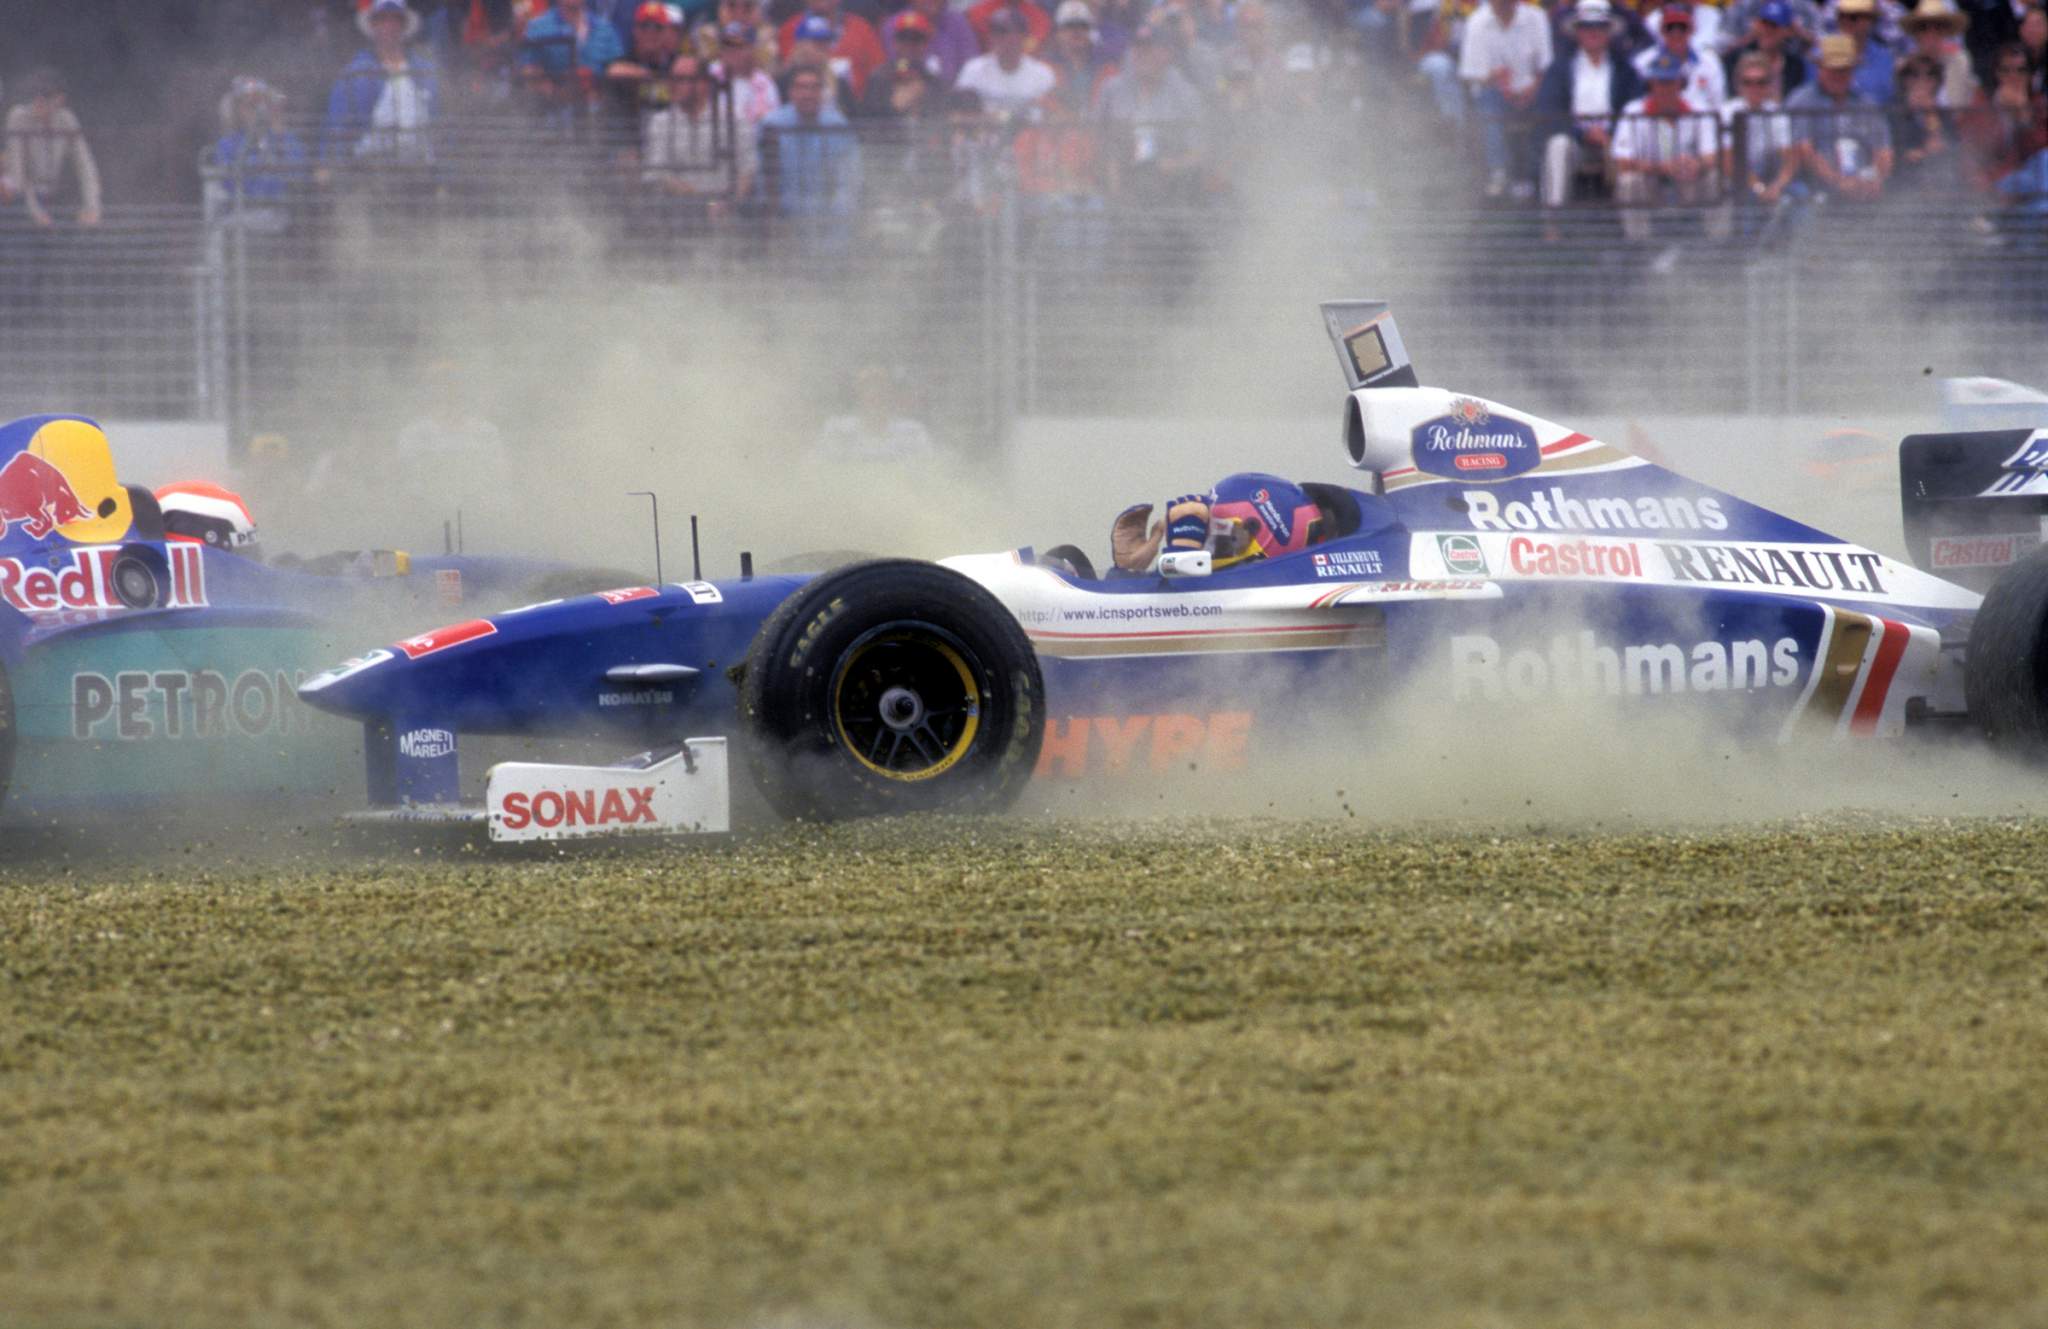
xmin=832 ymin=627 xmax=982 ymax=782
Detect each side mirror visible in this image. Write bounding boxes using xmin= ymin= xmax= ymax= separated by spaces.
xmin=1159 ymin=549 xmax=1213 ymax=579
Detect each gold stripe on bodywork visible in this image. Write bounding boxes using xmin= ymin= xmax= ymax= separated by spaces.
xmin=1800 ymin=609 xmax=1874 ymax=731
xmin=1380 ymin=444 xmax=1634 ymax=492
xmin=1029 ymin=623 xmax=1384 ymax=659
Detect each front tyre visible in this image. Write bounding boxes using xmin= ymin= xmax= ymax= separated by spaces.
xmin=1965 ymin=545 xmax=2048 ymax=747
xmin=740 ymin=560 xmax=1043 ymax=820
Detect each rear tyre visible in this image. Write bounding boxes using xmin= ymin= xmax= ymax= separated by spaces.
xmin=740 ymin=559 xmax=1043 ymax=821
xmin=1964 ymin=545 xmax=2048 ymax=747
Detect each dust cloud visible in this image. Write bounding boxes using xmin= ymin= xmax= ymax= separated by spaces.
xmin=190 ymin=63 xmax=2043 ymax=834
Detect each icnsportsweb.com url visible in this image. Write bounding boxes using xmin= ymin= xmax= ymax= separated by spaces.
xmin=1019 ymin=602 xmax=1227 ymax=625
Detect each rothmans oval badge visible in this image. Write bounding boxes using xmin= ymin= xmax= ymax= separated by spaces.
xmin=1409 ymin=397 xmax=1541 ymax=483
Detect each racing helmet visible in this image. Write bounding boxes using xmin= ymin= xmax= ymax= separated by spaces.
xmin=1208 ymin=472 xmax=1324 ymax=563
xmin=156 ymin=480 xmax=259 ymax=558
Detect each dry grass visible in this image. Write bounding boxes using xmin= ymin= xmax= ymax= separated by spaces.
xmin=3 ymin=815 xmax=2047 ymax=1328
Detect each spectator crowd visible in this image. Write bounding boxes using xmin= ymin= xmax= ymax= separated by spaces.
xmin=2 ymin=0 xmax=2043 ymax=245
xmin=1417 ymin=0 xmax=2047 ymax=238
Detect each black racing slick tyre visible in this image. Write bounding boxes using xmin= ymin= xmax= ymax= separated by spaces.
xmin=739 ymin=559 xmax=1043 ymax=821
xmin=1964 ymin=545 xmax=2048 ymax=748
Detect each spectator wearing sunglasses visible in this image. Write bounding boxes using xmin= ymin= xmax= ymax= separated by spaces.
xmin=1900 ymin=0 xmax=1974 ymax=106
xmin=1719 ymin=48 xmax=1800 ymax=221
xmin=1888 ymin=52 xmax=1962 ymax=191
xmin=1960 ymin=40 xmax=2048 ymax=190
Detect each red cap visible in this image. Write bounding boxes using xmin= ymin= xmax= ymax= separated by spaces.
xmin=893 ymin=10 xmax=935 ymax=35
xmin=635 ymin=1 xmax=683 ymax=26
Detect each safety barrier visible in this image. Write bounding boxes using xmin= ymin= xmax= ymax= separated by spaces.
xmin=0 ymin=105 xmax=2041 ymax=446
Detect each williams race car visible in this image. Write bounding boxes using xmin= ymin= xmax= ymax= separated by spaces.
xmin=297 ymin=302 xmax=2048 ymax=840
xmin=0 ymin=414 xmax=581 ymax=825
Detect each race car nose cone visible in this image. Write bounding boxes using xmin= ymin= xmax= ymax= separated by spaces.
xmin=296 ymin=648 xmax=397 ymax=716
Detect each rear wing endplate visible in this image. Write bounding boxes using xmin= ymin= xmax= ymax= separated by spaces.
xmin=1899 ymin=428 xmax=2048 ymax=593
xmin=1320 ymin=301 xmax=1419 ymax=392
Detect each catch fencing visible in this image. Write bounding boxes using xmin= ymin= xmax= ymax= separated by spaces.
xmin=0 ymin=104 xmax=2042 ymax=454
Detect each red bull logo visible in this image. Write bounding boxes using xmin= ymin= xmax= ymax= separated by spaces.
xmin=0 ymin=451 xmax=93 ymax=541
xmin=1 ymin=544 xmax=207 ymax=614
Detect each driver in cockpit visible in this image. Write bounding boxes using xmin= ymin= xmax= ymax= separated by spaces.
xmin=1111 ymin=472 xmax=1332 ymax=574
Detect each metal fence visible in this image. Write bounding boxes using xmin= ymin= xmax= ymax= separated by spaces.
xmin=0 ymin=104 xmax=2043 ymax=450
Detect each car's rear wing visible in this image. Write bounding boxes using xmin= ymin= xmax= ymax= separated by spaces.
xmin=1900 ymin=428 xmax=2048 ymax=593
xmin=1320 ymin=301 xmax=1418 ymax=392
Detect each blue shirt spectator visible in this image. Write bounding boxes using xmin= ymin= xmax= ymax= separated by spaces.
xmin=323 ymin=3 xmax=442 ymax=163
xmin=211 ymin=79 xmax=311 ymax=204
xmin=520 ymin=0 xmax=630 ymax=80
xmin=762 ymin=67 xmax=863 ymax=221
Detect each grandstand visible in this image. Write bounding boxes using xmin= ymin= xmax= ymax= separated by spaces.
xmin=0 ymin=0 xmax=2042 ymax=458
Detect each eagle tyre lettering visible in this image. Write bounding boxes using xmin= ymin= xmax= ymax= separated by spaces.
xmin=740 ymin=559 xmax=1044 ymax=821
xmin=1963 ymin=545 xmax=2048 ymax=750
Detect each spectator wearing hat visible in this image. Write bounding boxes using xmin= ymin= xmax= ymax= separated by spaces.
xmin=206 ymin=77 xmax=309 ymax=236
xmin=1718 ymin=48 xmax=1802 ymax=226
xmin=967 ymin=0 xmax=1057 ymax=51
xmin=1613 ymin=47 xmax=1721 ymax=237
xmin=779 ymin=14 xmax=862 ymax=112
xmin=692 ymin=0 xmax=779 ymax=69
xmin=777 ymin=0 xmax=887 ymax=95
xmin=1688 ymin=0 xmax=1734 ymax=49
xmin=1536 ymin=0 xmax=1645 ymax=229
xmin=1785 ymin=32 xmax=1893 ymax=196
xmin=715 ymin=22 xmax=784 ymax=129
xmin=861 ymin=12 xmax=950 ymax=116
xmin=956 ymin=9 xmax=1060 ymax=114
xmin=1044 ymin=0 xmax=1121 ymax=110
xmin=1827 ymin=0 xmax=1899 ymax=102
xmin=760 ymin=64 xmax=863 ymax=249
xmin=2 ymin=68 xmax=103 ymax=228
xmin=859 ymin=20 xmax=959 ymax=243
xmin=1633 ymin=3 xmax=1727 ymax=110
xmin=1901 ymin=0 xmax=1975 ymax=104
xmin=884 ymin=0 xmax=983 ymax=85
xmin=1094 ymin=23 xmax=1207 ymax=201
xmin=1459 ymin=0 xmax=1555 ymax=196
xmin=520 ymin=0 xmax=629 ymax=101
xmin=1721 ymin=0 xmax=1810 ymax=95
xmin=1715 ymin=0 xmax=1824 ymax=53
xmin=322 ymin=0 xmax=440 ymax=166
xmin=605 ymin=2 xmax=689 ymax=134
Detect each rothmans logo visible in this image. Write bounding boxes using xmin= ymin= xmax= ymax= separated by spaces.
xmin=1410 ymin=399 xmax=1541 ymax=483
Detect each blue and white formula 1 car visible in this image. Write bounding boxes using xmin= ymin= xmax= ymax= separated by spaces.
xmin=297 ymin=301 xmax=2048 ymax=841
xmin=0 ymin=414 xmax=573 ymax=826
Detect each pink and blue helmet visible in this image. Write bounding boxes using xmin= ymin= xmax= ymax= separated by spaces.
xmin=1209 ymin=472 xmax=1323 ymax=561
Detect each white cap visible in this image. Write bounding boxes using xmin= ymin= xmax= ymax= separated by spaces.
xmin=1573 ymin=0 xmax=1616 ymax=25
xmin=1054 ymin=0 xmax=1095 ymax=26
